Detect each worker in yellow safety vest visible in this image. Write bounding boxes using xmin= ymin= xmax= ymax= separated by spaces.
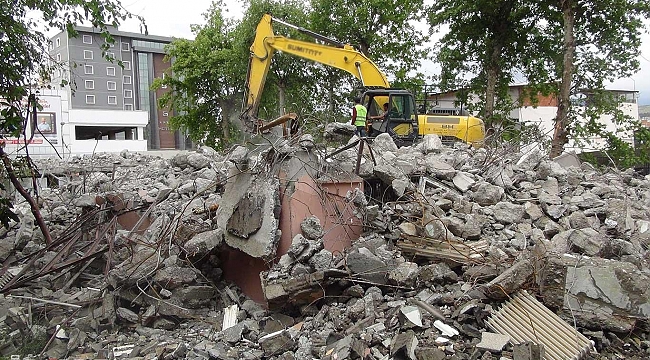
xmin=350 ymin=97 xmax=368 ymax=137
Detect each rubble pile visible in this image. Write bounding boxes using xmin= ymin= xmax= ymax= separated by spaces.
xmin=1 ymin=133 xmax=650 ymax=359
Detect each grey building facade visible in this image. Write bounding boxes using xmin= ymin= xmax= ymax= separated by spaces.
xmin=50 ymin=27 xmax=188 ymax=149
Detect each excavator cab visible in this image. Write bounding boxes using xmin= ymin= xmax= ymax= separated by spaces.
xmin=364 ymin=89 xmax=419 ymax=146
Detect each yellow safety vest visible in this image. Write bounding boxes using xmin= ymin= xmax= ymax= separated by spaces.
xmin=354 ymin=104 xmax=367 ymax=127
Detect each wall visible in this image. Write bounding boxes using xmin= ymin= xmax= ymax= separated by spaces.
xmin=2 ymin=90 xmax=68 ymax=158
xmin=67 ymin=108 xmax=148 ymax=154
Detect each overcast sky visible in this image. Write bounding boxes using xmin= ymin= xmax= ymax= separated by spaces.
xmin=117 ymin=0 xmax=650 ymax=105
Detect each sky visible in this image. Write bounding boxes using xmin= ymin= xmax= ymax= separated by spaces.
xmin=117 ymin=0 xmax=650 ymax=105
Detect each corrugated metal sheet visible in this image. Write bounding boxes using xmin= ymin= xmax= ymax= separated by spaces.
xmin=487 ymin=290 xmax=593 ymax=360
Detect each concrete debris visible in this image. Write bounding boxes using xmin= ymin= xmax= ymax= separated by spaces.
xmin=476 ymin=332 xmax=511 ymax=352
xmin=513 ymin=342 xmax=545 ymax=360
xmin=1 ymin=133 xmax=649 ymax=359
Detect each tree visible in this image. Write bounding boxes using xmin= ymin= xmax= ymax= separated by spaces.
xmin=237 ymin=0 xmax=317 ymax=121
xmin=428 ymin=0 xmax=549 ymax=126
xmin=309 ymin=0 xmax=430 ymax=113
xmin=155 ymin=0 xmax=315 ymax=147
xmin=154 ymin=1 xmax=243 ymax=149
xmin=549 ymin=0 xmax=650 ymax=158
xmin=0 ymin=0 xmax=140 ymax=230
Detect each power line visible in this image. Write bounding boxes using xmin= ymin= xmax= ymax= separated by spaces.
xmin=640 ymin=53 xmax=650 ymax=63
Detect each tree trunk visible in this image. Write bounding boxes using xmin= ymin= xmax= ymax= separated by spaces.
xmin=550 ymin=0 xmax=576 ymax=159
xmin=328 ymin=70 xmax=336 ymax=113
xmin=483 ymin=0 xmax=513 ymax=128
xmin=219 ymin=97 xmax=236 ymax=143
xmin=278 ymin=83 xmax=286 ymax=117
xmin=0 ymin=148 xmax=52 ymax=245
xmin=484 ymin=45 xmax=501 ymax=125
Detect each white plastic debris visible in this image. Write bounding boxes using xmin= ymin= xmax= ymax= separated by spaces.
xmin=434 ymin=320 xmax=459 ymax=337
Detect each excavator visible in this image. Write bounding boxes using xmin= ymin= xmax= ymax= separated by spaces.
xmin=241 ymin=14 xmax=485 ymax=147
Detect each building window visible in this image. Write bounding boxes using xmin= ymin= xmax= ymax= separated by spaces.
xmin=85 ymin=80 xmax=94 ymax=89
xmin=86 ymin=95 xmax=95 ymax=104
xmin=107 ymin=81 xmax=117 ymax=90
xmin=106 ymin=67 xmax=115 ymax=76
xmin=83 ymin=35 xmax=92 ymax=44
xmin=124 ymin=89 xmax=133 ymax=98
xmin=106 ymin=51 xmax=114 ymax=59
xmin=55 ymin=38 xmax=61 ymax=47
xmin=162 ymin=111 xmax=169 ymax=117
xmin=108 ymin=96 xmax=117 ymax=105
xmin=123 ymin=61 xmax=131 ymax=70
xmin=83 ymin=50 xmax=93 ymax=60
xmin=56 ymin=53 xmax=61 ymax=61
xmin=123 ymin=75 xmax=132 ymax=84
xmin=84 ymin=65 xmax=93 ymax=74
xmin=137 ymin=53 xmax=150 ymax=110
xmin=124 ymin=104 xmax=133 ymax=111
xmin=121 ymin=42 xmax=130 ymax=51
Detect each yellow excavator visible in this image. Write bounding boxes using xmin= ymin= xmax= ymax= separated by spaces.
xmin=241 ymin=14 xmax=485 ymax=146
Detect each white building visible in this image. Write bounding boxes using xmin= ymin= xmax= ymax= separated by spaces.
xmin=2 ymin=88 xmax=148 ymax=158
xmin=428 ymin=85 xmax=640 ymax=153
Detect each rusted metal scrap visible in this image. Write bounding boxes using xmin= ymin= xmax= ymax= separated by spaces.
xmin=0 ymin=198 xmax=153 ymax=293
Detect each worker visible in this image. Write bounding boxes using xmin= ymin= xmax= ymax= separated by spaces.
xmin=351 ymin=97 xmax=368 ymax=137
xmin=367 ymin=103 xmax=389 ymax=136
xmin=371 ymin=103 xmax=389 ymax=121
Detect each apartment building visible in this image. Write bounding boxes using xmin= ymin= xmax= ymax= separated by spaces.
xmin=49 ymin=26 xmax=187 ymax=151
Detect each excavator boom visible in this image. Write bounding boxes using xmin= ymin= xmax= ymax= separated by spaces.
xmin=241 ymin=14 xmax=485 ymax=146
xmin=241 ymin=14 xmax=389 ymax=132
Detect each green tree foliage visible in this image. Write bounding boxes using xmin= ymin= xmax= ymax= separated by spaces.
xmin=429 ymin=0 xmax=649 ymax=164
xmin=153 ymin=1 xmax=243 ymax=149
xmin=428 ymin=0 xmax=549 ymax=126
xmin=154 ymin=0 xmax=316 ymax=147
xmin=0 ymin=0 xmax=140 ymax=227
xmin=548 ymin=0 xmax=650 ymax=158
xmin=238 ymin=0 xmax=317 ymax=121
xmin=308 ymin=0 xmax=429 ymax=114
xmin=1 ymin=0 xmax=141 ymax=137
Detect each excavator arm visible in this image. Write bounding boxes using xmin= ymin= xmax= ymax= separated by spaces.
xmin=241 ymin=14 xmax=390 ymax=132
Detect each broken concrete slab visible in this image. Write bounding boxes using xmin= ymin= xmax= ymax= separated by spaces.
xmin=453 ymin=172 xmax=476 ymax=192
xmin=484 ymin=259 xmax=534 ymax=300
xmin=346 ymin=247 xmax=389 ymax=284
xmin=539 ymin=254 xmax=650 ymax=332
xmin=476 ymin=332 xmax=510 ymax=352
xmin=492 ymin=202 xmax=525 ymax=224
xmin=414 ymin=134 xmax=443 ymax=154
xmin=425 ymin=157 xmax=456 ymax=181
xmin=390 ymin=330 xmax=418 ymax=360
xmin=300 ymin=215 xmax=324 ymax=240
xmin=388 ymin=261 xmax=419 ymax=287
xmin=470 ymin=182 xmax=504 ymax=206
xmin=259 ymin=329 xmax=295 ymax=357
xmin=183 ymin=229 xmax=223 ymax=257
xmin=216 ymin=170 xmax=280 ymax=259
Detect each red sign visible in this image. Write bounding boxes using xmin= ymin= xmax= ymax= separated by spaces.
xmin=0 ymin=139 xmax=44 ymax=144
